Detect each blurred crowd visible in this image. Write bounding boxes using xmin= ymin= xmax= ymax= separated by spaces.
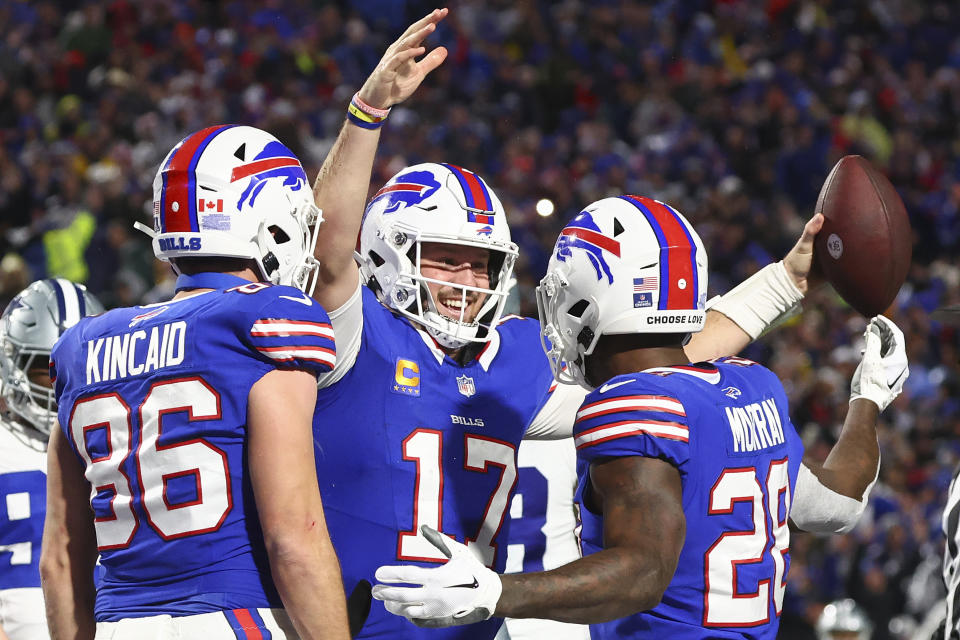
xmin=2 ymin=0 xmax=960 ymax=637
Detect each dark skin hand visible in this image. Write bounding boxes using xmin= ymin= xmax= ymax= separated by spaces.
xmin=495 ymin=456 xmax=685 ymax=623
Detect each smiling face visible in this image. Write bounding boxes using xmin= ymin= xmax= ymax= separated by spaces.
xmin=418 ymin=242 xmax=491 ymax=324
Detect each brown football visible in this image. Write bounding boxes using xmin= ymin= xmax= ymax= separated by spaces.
xmin=813 ymin=155 xmax=912 ymax=317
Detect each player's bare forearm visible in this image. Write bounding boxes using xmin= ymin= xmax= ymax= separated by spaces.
xmin=310 ymin=120 xmax=379 ymax=309
xmin=496 ymin=546 xmax=672 ymax=623
xmin=267 ymin=526 xmax=350 ymax=640
xmin=805 ymin=398 xmax=880 ymax=499
xmin=41 ymin=427 xmax=97 ymax=640
xmin=250 ymin=369 xmax=350 ymax=638
xmin=684 ymin=309 xmax=751 ymax=362
xmin=497 ymin=456 xmax=684 ymax=623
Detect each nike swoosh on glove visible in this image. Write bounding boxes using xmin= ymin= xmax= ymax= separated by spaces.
xmin=850 ymin=315 xmax=909 ymax=411
xmin=372 ymin=525 xmax=502 ymax=627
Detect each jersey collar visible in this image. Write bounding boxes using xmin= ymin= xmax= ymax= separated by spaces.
xmin=411 ymin=322 xmax=502 ymax=372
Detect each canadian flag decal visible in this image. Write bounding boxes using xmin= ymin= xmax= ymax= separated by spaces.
xmin=198 ymin=198 xmax=224 ymax=212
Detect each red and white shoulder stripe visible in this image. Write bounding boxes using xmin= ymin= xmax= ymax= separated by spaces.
xmin=254 ymin=345 xmax=336 ymax=368
xmin=250 ymin=318 xmax=334 ymax=338
xmin=576 ymin=394 xmax=685 ymax=422
xmin=574 ymin=419 xmax=689 ymax=449
xmin=643 ymin=365 xmax=721 ymax=384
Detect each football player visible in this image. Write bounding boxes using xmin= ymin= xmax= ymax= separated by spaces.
xmin=370 ymin=196 xmax=908 ymax=639
xmin=41 ymin=126 xmax=349 ymax=639
xmin=0 ymin=279 xmax=103 ymax=640
xmin=308 ymin=10 xmax=827 ymax=639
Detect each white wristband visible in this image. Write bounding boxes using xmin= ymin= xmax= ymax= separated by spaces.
xmin=709 ymin=261 xmax=804 ymax=340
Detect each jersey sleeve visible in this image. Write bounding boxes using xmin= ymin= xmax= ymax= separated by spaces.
xmin=573 ymin=378 xmax=690 ymax=469
xmin=524 ymin=383 xmax=588 ymax=440
xmin=242 ymin=287 xmax=336 ymax=377
xmin=315 ymin=276 xmax=364 ymax=389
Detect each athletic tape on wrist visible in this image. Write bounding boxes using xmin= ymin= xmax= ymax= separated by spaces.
xmin=709 ymin=261 xmax=804 ymax=339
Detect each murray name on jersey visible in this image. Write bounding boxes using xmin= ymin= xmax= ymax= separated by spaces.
xmin=84 ymin=320 xmax=187 ymax=384
xmin=725 ymin=398 xmax=786 ymax=454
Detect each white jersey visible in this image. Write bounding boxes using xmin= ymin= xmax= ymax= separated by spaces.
xmin=504 ymin=438 xmax=589 ymax=640
xmin=0 ymin=416 xmax=49 ymax=640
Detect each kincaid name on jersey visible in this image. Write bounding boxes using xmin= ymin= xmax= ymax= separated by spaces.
xmin=85 ymin=320 xmax=186 ymax=384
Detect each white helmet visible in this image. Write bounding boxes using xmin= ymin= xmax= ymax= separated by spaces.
xmin=146 ymin=125 xmax=321 ymax=293
xmin=815 ymin=599 xmax=873 ymax=640
xmin=536 ymin=195 xmax=708 ymax=388
xmin=358 ymin=163 xmax=519 ymax=349
xmin=0 ymin=279 xmax=104 ymax=436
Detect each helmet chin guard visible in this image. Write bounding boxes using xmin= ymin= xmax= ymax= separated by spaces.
xmin=358 ymin=163 xmax=518 ymax=349
xmin=537 ymin=195 xmax=708 ymax=389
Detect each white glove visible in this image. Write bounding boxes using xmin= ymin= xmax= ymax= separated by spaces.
xmin=372 ymin=525 xmax=502 ymax=627
xmin=850 ymin=316 xmax=909 ymax=411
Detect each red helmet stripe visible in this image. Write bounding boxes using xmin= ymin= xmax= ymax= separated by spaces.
xmin=622 ymin=195 xmax=696 ymax=310
xmin=442 ymin=164 xmax=493 ymax=212
xmin=560 ymin=227 xmax=621 ymax=257
xmin=230 ymin=156 xmax=300 ymax=182
xmin=160 ymin=124 xmax=231 ymax=232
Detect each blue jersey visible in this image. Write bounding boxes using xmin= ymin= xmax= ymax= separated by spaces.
xmin=50 ymin=282 xmax=335 ymax=621
xmin=574 ymin=358 xmax=804 ymax=639
xmin=314 ymin=287 xmax=554 ymax=640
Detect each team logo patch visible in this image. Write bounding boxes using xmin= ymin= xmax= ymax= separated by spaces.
xmin=393 ymin=358 xmax=420 ymax=397
xmin=370 ymin=170 xmax=441 ymax=214
xmin=456 ymin=374 xmax=476 ymax=397
xmin=476 ymin=225 xmax=493 ymax=236
xmin=129 ymin=306 xmax=169 ymax=328
xmin=555 ymin=211 xmax=621 ymax=284
xmin=231 ymin=141 xmax=307 ymax=210
xmin=723 ymin=386 xmax=742 ymax=399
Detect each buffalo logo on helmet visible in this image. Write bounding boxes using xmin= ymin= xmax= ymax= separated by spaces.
xmin=555 ymin=211 xmax=621 ymax=284
xmin=369 ymin=170 xmax=442 ymax=215
xmin=231 ymin=140 xmax=308 ymax=210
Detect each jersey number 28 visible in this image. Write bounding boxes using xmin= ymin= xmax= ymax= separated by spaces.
xmin=704 ymin=458 xmax=790 ymax=627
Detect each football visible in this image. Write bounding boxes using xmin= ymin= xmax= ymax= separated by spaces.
xmin=813 ymin=155 xmax=912 ymax=317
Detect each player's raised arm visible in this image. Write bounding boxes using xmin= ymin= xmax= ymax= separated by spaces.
xmin=40 ymin=424 xmax=98 ymax=640
xmin=311 ymin=8 xmax=448 ymax=311
xmin=685 ymin=213 xmax=823 ymax=362
xmin=248 ymin=368 xmax=350 ymax=639
xmin=791 ymin=316 xmax=907 ymax=534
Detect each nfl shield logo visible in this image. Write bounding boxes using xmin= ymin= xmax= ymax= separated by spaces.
xmin=456 ymin=375 xmax=476 ymax=397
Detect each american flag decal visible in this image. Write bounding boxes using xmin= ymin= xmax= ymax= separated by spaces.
xmin=633 ymin=277 xmax=658 ymax=292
